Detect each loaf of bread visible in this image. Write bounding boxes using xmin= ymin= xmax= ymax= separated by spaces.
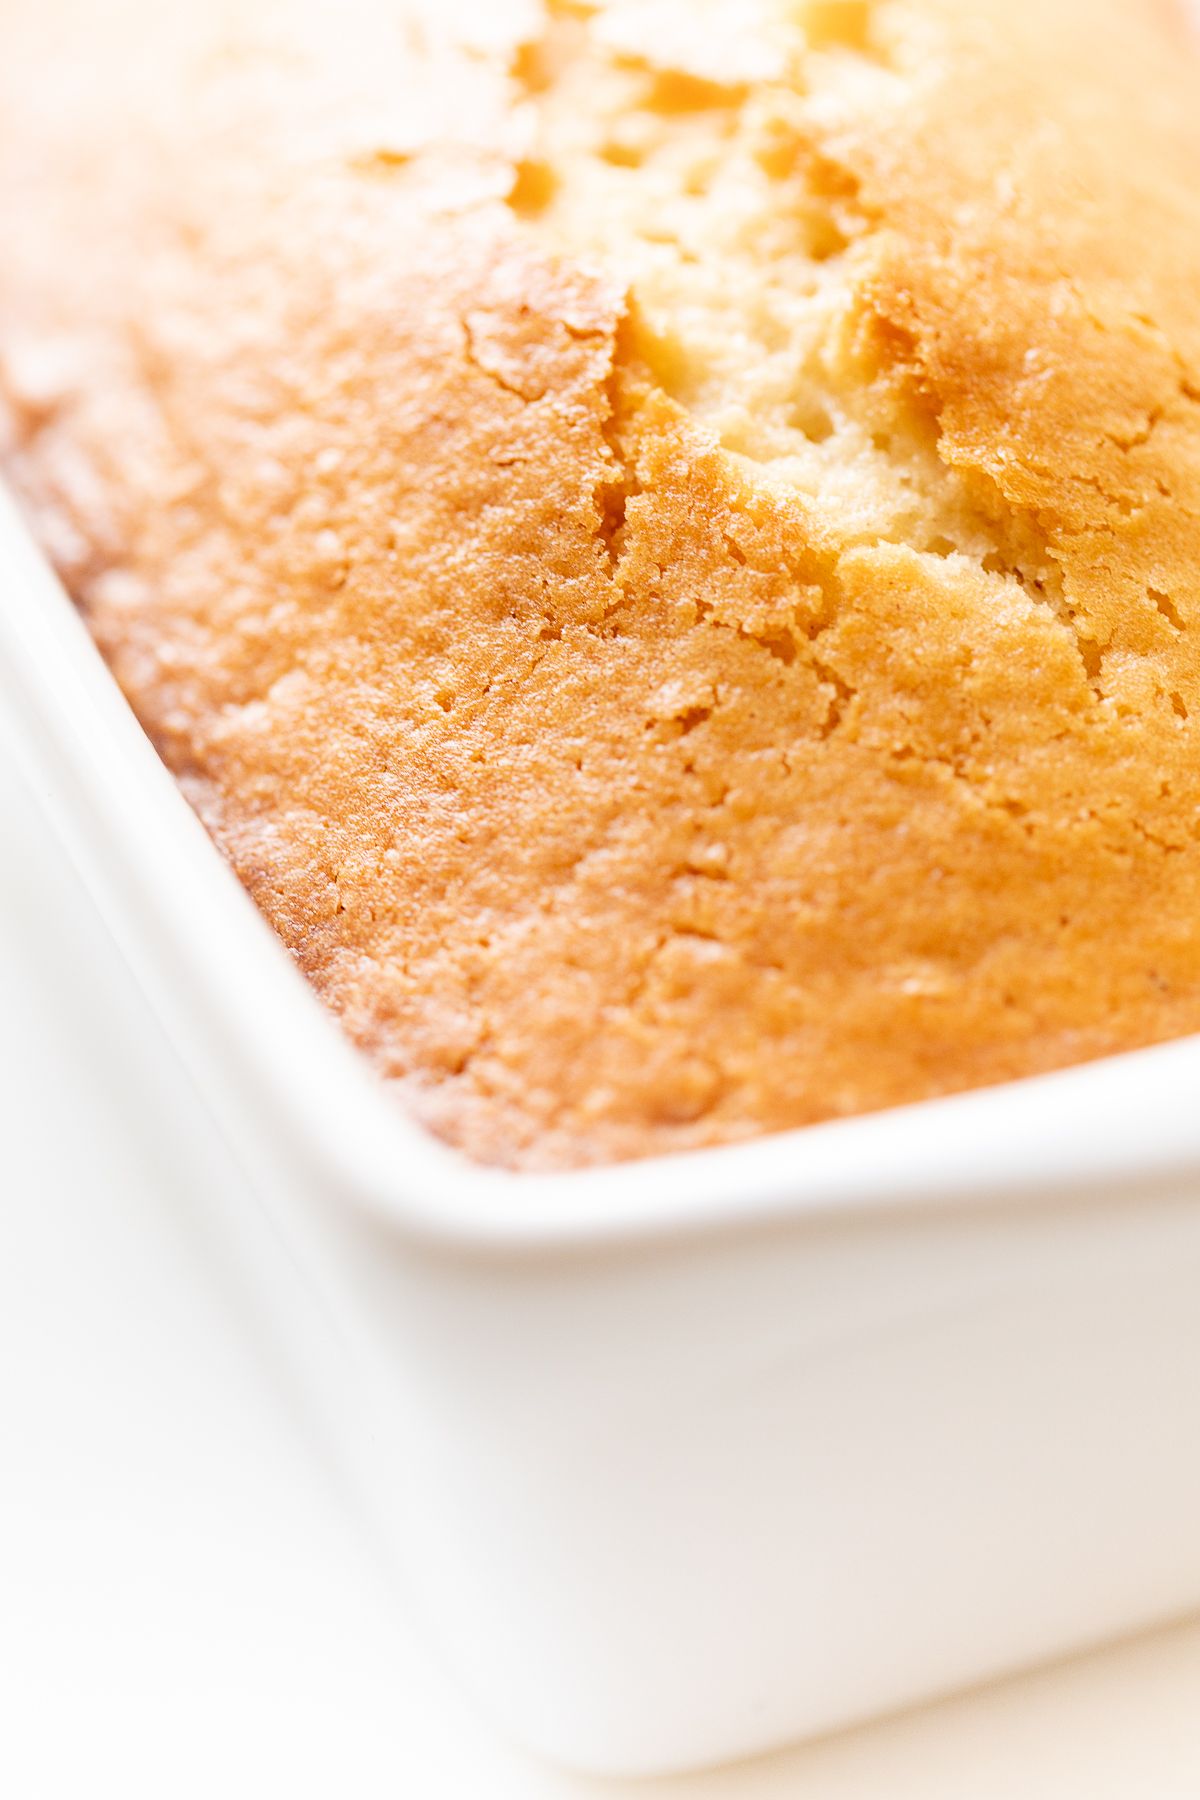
xmin=3 ymin=0 xmax=1200 ymax=1169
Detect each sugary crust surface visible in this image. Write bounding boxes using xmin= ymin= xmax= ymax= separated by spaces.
xmin=3 ymin=0 xmax=1200 ymax=1168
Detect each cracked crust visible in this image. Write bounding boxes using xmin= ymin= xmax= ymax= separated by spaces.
xmin=3 ymin=0 xmax=1200 ymax=1169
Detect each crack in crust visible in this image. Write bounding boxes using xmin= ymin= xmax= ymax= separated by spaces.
xmin=500 ymin=0 xmax=1200 ymax=732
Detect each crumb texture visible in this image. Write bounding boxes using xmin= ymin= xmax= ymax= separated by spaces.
xmin=3 ymin=0 xmax=1200 ymax=1168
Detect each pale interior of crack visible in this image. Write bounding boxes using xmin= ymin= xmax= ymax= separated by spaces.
xmin=499 ymin=0 xmax=1103 ymax=678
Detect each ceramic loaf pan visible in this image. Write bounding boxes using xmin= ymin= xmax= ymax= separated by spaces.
xmin=3 ymin=484 xmax=1200 ymax=1775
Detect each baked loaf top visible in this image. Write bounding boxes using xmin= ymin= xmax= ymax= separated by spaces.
xmin=3 ymin=0 xmax=1200 ymax=1169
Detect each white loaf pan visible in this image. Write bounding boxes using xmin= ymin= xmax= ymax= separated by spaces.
xmin=3 ymin=483 xmax=1200 ymax=1777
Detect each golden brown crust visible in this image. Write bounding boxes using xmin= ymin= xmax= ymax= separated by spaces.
xmin=3 ymin=0 xmax=1200 ymax=1168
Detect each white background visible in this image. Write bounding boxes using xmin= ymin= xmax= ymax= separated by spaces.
xmin=3 ymin=747 xmax=1200 ymax=1798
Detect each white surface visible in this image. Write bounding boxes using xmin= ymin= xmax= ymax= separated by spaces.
xmin=3 ymin=753 xmax=1200 ymax=1795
